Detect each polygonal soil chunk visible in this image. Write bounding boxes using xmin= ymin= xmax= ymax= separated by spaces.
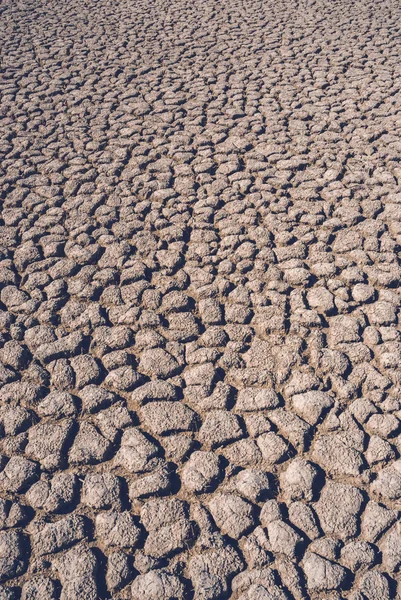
xmin=35 ymin=332 xmax=85 ymax=364
xmin=267 ymin=520 xmax=304 ymax=559
xmin=163 ymin=433 xmax=194 ymax=462
xmin=95 ymin=511 xmax=140 ymax=549
xmin=223 ymin=438 xmax=263 ymax=468
xmin=167 ymin=312 xmax=200 ymax=342
xmin=31 ymin=514 xmax=86 ymax=556
xmin=161 ymin=291 xmax=192 ymax=314
xmin=256 ymin=432 xmax=290 ymax=465
xmin=188 ymin=545 xmax=244 ymax=600
xmin=181 ymin=451 xmax=221 ymax=493
xmin=308 ymin=537 xmax=341 ymax=562
xmin=26 ymin=419 xmax=74 ymax=471
xmin=113 ymin=427 xmax=160 ymax=473
xmin=235 ymin=388 xmax=280 ymax=411
xmin=69 ymin=355 xmax=102 ymax=388
xmin=357 ymin=569 xmax=392 ymax=600
xmin=312 ymin=433 xmax=365 ymax=477
xmin=47 ymin=359 xmax=75 ymax=391
xmin=90 ymin=326 xmax=133 ymax=356
xmin=292 ymin=391 xmax=334 ymax=425
xmin=0 ymin=530 xmax=28 ymax=582
xmin=275 ymin=557 xmax=305 ymax=599
xmin=131 ymin=570 xmax=185 ymax=600
xmin=0 ymin=286 xmax=29 ymax=310
xmin=26 ymin=472 xmax=78 ymax=513
xmin=138 ymin=348 xmax=180 ymax=379
xmin=198 ymin=410 xmax=244 ymax=448
xmin=0 ymin=456 xmax=39 ymax=492
xmin=0 ymin=498 xmax=26 ymax=530
xmin=104 ymin=366 xmax=143 ymax=392
xmin=244 ymin=414 xmax=272 ymax=438
xmin=314 ymin=482 xmax=364 ymax=540
xmin=184 ymin=363 xmax=217 ymax=389
xmin=307 ymin=287 xmax=335 ymax=314
xmin=141 ymin=498 xmax=194 ymax=558
xmin=366 ymin=435 xmax=395 ymax=466
xmin=365 ymin=413 xmax=400 ymax=438
xmin=268 ymin=409 xmax=311 ymax=452
xmin=303 ymin=552 xmax=348 ymax=592
xmin=241 ymin=526 xmax=272 ymax=569
xmin=106 ymin=551 xmax=133 ymax=593
xmin=352 ymin=284 xmax=376 ymax=304
xmin=231 ymin=566 xmax=287 ymax=600
xmin=208 ymin=493 xmax=255 ymax=539
xmin=280 ymin=458 xmax=321 ymax=502
xmin=378 ymin=521 xmax=401 ymax=572
xmin=55 ymin=544 xmax=98 ymax=600
xmin=370 ymin=459 xmax=401 ymax=500
xmin=81 ymin=473 xmax=121 ymax=509
xmin=131 ymin=380 xmax=178 ymax=405
xmin=235 ymin=469 xmax=273 ymax=502
xmin=128 ymin=463 xmax=174 ymax=500
xmin=37 ymin=391 xmax=77 ymax=419
xmin=0 ymin=406 xmax=34 ymax=436
xmin=366 ymin=301 xmax=397 ymax=326
xmin=79 ymin=385 xmax=116 ymax=414
xmin=243 ymin=339 xmax=275 ymax=370
xmin=143 ymin=523 xmax=192 ymax=561
xmin=0 ymin=340 xmax=30 ymax=370
xmin=198 ymin=298 xmax=223 ymax=324
xmin=288 ymin=502 xmax=320 ymax=540
xmin=24 ymin=325 xmax=57 ymax=353
xmin=69 ymin=422 xmax=112 ymax=465
xmin=328 ymin=315 xmax=361 ymax=345
xmin=340 ymin=540 xmax=376 ymax=572
xmin=361 ymin=501 xmax=397 ymax=543
xmin=95 ymin=403 xmax=132 ymax=442
xmin=21 ymin=576 xmax=57 ymax=600
xmin=140 ymin=401 xmax=199 ymax=434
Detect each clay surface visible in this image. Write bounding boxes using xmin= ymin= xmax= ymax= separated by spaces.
xmin=1 ymin=0 xmax=401 ymax=597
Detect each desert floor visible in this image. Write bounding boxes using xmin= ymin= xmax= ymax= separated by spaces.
xmin=1 ymin=0 xmax=401 ymax=598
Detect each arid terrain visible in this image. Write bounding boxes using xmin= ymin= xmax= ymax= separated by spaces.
xmin=1 ymin=0 xmax=401 ymax=598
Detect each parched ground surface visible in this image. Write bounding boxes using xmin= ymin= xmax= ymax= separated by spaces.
xmin=1 ymin=0 xmax=401 ymax=598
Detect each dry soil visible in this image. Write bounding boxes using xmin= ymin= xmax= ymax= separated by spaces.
xmin=1 ymin=0 xmax=401 ymax=598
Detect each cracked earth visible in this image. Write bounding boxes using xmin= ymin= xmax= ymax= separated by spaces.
xmin=0 ymin=0 xmax=401 ymax=598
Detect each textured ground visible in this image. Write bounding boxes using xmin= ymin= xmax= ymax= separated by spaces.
xmin=1 ymin=0 xmax=401 ymax=598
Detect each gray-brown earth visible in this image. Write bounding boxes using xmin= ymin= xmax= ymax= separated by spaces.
xmin=1 ymin=0 xmax=401 ymax=597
